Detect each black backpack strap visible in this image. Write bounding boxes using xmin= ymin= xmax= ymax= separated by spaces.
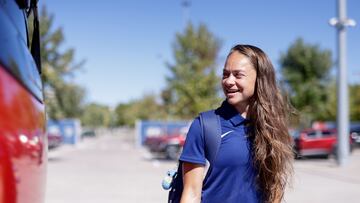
xmin=167 ymin=162 xmax=183 ymax=203
xmin=199 ymin=110 xmax=221 ymax=165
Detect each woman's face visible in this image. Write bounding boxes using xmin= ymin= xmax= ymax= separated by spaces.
xmin=222 ymin=51 xmax=257 ymax=110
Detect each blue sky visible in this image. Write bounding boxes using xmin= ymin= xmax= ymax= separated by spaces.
xmin=41 ymin=0 xmax=360 ymax=107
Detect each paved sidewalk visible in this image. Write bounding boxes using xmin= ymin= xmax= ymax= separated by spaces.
xmin=46 ymin=133 xmax=360 ymax=203
xmin=285 ymin=150 xmax=360 ymax=203
xmin=46 ymin=132 xmax=174 ymax=203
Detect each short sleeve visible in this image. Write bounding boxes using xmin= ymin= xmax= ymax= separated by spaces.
xmin=179 ymin=117 xmax=206 ymax=165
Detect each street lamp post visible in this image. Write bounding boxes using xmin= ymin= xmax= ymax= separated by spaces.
xmin=329 ymin=0 xmax=356 ymax=166
xmin=181 ymin=0 xmax=191 ymax=27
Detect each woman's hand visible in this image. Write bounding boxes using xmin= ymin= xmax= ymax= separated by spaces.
xmin=180 ymin=162 xmax=205 ymax=203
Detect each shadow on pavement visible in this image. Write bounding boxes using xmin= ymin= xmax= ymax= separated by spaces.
xmin=48 ymin=156 xmax=64 ymax=162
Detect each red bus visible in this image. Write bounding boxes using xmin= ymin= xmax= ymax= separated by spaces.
xmin=0 ymin=0 xmax=46 ymax=202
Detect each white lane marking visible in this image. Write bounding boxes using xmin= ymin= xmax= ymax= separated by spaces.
xmin=221 ymin=130 xmax=234 ymax=138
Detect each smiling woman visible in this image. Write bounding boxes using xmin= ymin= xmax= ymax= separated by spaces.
xmin=222 ymin=51 xmax=257 ymax=117
xmin=177 ymin=44 xmax=294 ymax=203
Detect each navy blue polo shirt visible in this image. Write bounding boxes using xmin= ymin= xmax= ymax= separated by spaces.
xmin=179 ymin=101 xmax=262 ymax=203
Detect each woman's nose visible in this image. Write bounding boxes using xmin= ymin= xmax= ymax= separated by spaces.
xmin=224 ymin=74 xmax=235 ymax=86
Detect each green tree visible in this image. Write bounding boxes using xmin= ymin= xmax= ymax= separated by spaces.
xmin=81 ymin=103 xmax=111 ymax=128
xmin=29 ymin=6 xmax=86 ymax=120
xmin=114 ymin=103 xmax=131 ymax=126
xmin=114 ymin=94 xmax=166 ymax=127
xmin=323 ymin=81 xmax=337 ymax=121
xmin=350 ymin=84 xmax=360 ymax=121
xmin=316 ymin=83 xmax=360 ymax=122
xmin=163 ymin=23 xmax=222 ymax=119
xmin=280 ymin=38 xmax=333 ymax=124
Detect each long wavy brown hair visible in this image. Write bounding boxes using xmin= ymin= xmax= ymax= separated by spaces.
xmin=228 ymin=45 xmax=294 ymax=203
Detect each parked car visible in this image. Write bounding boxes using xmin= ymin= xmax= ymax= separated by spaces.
xmin=350 ymin=126 xmax=360 ymax=146
xmin=48 ymin=133 xmax=62 ymax=149
xmin=144 ymin=134 xmax=186 ymax=160
xmin=0 ymin=0 xmax=46 ymax=202
xmin=293 ymin=128 xmax=353 ymax=159
xmin=81 ymin=129 xmax=96 ymax=138
xmin=47 ymin=125 xmax=63 ymax=149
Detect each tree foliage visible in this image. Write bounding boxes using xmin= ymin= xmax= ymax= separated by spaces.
xmin=29 ymin=6 xmax=86 ymax=120
xmin=81 ymin=103 xmax=111 ymax=128
xmin=163 ymin=23 xmax=222 ymax=119
xmin=280 ymin=38 xmax=333 ymax=124
xmin=114 ymin=94 xmax=166 ymax=127
xmin=350 ymin=84 xmax=360 ymax=121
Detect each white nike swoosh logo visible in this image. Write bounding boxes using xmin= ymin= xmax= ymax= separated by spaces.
xmin=221 ymin=130 xmax=234 ymax=138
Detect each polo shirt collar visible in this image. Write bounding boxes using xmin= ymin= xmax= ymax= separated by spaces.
xmin=219 ymin=100 xmax=249 ymax=126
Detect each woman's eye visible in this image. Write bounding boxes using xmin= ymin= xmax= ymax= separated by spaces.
xmin=235 ymin=73 xmax=243 ymax=78
xmin=234 ymin=72 xmax=245 ymax=78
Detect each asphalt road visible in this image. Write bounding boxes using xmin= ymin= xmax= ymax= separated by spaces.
xmin=46 ymin=130 xmax=360 ymax=203
xmin=46 ymin=129 xmax=174 ymax=203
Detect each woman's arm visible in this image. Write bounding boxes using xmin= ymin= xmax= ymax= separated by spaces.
xmin=180 ymin=162 xmax=205 ymax=203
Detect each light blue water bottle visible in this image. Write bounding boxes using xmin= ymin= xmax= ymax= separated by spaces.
xmin=162 ymin=169 xmax=177 ymax=190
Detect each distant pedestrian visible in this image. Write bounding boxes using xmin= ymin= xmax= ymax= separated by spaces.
xmin=179 ymin=44 xmax=294 ymax=203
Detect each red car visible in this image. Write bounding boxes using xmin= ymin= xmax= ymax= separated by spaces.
xmin=48 ymin=133 xmax=62 ymax=150
xmin=293 ymin=128 xmax=353 ymax=158
xmin=145 ymin=134 xmax=186 ymax=160
xmin=0 ymin=1 xmax=46 ymax=203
